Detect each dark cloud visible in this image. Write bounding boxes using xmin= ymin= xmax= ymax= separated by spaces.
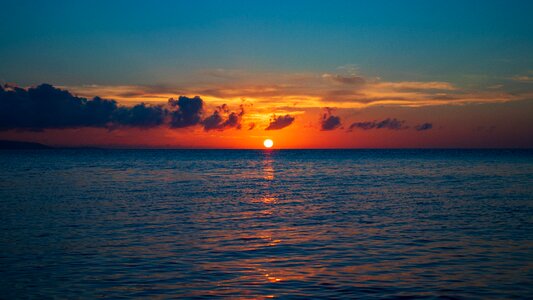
xmin=349 ymin=118 xmax=407 ymax=131
xmin=112 ymin=103 xmax=167 ymax=128
xmin=201 ymin=111 xmax=224 ymax=131
xmin=414 ymin=123 xmax=433 ymax=131
xmin=248 ymin=122 xmax=256 ymax=130
xmin=348 ymin=121 xmax=375 ymax=130
xmin=0 ymin=84 xmax=253 ymax=132
xmin=375 ymin=118 xmax=406 ymax=130
xmin=265 ymin=114 xmax=295 ymax=130
xmin=168 ymin=96 xmax=204 ymax=128
xmin=201 ymin=104 xmax=244 ymax=131
xmin=320 ymin=108 xmax=341 ymax=131
xmin=0 ymin=84 xmax=118 ymax=130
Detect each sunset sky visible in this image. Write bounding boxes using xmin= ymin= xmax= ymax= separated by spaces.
xmin=1 ymin=0 xmax=532 ymax=148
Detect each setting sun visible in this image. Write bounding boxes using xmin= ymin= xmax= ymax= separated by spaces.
xmin=1 ymin=2 xmax=531 ymax=299
xmin=263 ymin=139 xmax=274 ymax=148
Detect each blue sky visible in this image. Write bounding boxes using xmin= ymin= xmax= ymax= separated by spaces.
xmin=1 ymin=0 xmax=532 ymax=86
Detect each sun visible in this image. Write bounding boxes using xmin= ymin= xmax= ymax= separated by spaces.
xmin=263 ymin=139 xmax=274 ymax=148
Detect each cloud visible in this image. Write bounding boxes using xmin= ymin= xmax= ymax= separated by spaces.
xmin=0 ymin=84 xmax=254 ymax=132
xmin=511 ymin=75 xmax=533 ymax=83
xmin=348 ymin=119 xmax=434 ymax=131
xmin=168 ymin=96 xmax=204 ymax=128
xmin=0 ymin=84 xmax=119 ymax=130
xmin=201 ymin=111 xmax=223 ymax=131
xmin=201 ymin=104 xmax=244 ymax=131
xmin=248 ymin=122 xmax=256 ymax=130
xmin=63 ymin=68 xmax=526 ymax=112
xmin=63 ymin=65 xmax=532 ymax=112
xmin=0 ymin=84 xmax=180 ymax=131
xmin=62 ymin=84 xmax=183 ymax=104
xmin=112 ymin=103 xmax=167 ymax=128
xmin=374 ymin=81 xmax=456 ymax=91
xmin=374 ymin=118 xmax=407 ymax=130
xmin=349 ymin=118 xmax=407 ymax=131
xmin=414 ymin=123 xmax=433 ymax=131
xmin=320 ymin=108 xmax=342 ymax=130
xmin=265 ymin=114 xmax=295 ymax=130
xmin=322 ymin=73 xmax=366 ymax=85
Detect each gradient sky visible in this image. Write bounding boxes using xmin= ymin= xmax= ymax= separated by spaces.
xmin=1 ymin=0 xmax=532 ymax=148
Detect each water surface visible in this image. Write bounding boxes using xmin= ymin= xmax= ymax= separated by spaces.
xmin=0 ymin=149 xmax=532 ymax=298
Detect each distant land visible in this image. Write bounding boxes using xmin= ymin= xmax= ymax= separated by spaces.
xmin=0 ymin=140 xmax=53 ymax=149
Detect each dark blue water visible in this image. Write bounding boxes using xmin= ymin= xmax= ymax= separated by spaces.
xmin=0 ymin=149 xmax=532 ymax=299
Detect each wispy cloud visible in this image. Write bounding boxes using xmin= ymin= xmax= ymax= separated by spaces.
xmin=322 ymin=73 xmax=366 ymax=85
xmin=511 ymin=75 xmax=533 ymax=83
xmin=372 ymin=81 xmax=457 ymax=91
xmin=348 ymin=118 xmax=407 ymax=131
xmin=63 ymin=69 xmax=530 ymax=111
xmin=414 ymin=123 xmax=433 ymax=131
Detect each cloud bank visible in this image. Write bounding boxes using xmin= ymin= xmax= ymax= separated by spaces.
xmin=0 ymin=84 xmax=245 ymax=132
xmin=0 ymin=84 xmax=436 ymax=135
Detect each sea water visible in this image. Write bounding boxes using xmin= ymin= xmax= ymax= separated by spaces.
xmin=0 ymin=149 xmax=532 ymax=298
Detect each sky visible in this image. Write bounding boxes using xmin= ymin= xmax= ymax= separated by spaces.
xmin=1 ymin=0 xmax=532 ymax=148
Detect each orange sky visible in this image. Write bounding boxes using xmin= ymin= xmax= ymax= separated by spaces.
xmin=1 ymin=69 xmax=532 ymax=148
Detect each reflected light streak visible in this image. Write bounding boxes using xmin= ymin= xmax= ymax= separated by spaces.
xmin=262 ymin=152 xmax=275 ymax=181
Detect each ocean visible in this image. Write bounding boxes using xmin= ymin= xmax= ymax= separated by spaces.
xmin=0 ymin=149 xmax=532 ymax=299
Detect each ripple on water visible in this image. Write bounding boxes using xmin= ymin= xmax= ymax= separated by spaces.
xmin=0 ymin=149 xmax=532 ymax=298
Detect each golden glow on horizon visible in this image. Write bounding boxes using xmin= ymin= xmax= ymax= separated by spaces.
xmin=6 ymin=70 xmax=531 ymax=149
xmin=263 ymin=139 xmax=274 ymax=148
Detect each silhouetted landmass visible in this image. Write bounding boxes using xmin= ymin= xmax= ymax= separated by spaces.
xmin=0 ymin=140 xmax=53 ymax=149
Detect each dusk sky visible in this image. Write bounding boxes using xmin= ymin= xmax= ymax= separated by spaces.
xmin=1 ymin=0 xmax=532 ymax=148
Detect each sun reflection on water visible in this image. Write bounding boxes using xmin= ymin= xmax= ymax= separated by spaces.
xmin=262 ymin=153 xmax=275 ymax=181
xmin=3 ymin=150 xmax=529 ymax=298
